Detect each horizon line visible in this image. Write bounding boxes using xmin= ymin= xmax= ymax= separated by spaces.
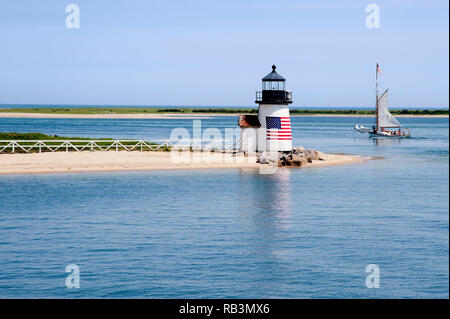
xmin=0 ymin=103 xmax=449 ymax=110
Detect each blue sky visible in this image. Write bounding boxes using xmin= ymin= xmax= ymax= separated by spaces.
xmin=0 ymin=0 xmax=448 ymax=107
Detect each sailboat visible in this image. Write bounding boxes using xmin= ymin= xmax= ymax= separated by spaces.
xmin=355 ymin=63 xmax=411 ymax=138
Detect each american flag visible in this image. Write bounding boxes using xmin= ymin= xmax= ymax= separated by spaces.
xmin=266 ymin=116 xmax=292 ymax=140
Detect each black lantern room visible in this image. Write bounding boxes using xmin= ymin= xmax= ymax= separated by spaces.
xmin=255 ymin=65 xmax=292 ymax=105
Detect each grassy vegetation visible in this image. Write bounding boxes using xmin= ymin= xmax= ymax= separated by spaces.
xmin=291 ymin=109 xmax=448 ymax=115
xmin=0 ymin=132 xmax=169 ymax=153
xmin=0 ymin=107 xmax=447 ymax=116
xmin=291 ymin=109 xmax=374 ymax=115
xmin=0 ymin=107 xmax=162 ymax=114
xmin=0 ymin=132 xmax=95 ymax=140
xmin=391 ymin=109 xmax=449 ymax=115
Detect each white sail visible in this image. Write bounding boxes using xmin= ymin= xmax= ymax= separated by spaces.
xmin=378 ymin=89 xmax=401 ymax=128
xmin=354 ymin=124 xmax=371 ymax=133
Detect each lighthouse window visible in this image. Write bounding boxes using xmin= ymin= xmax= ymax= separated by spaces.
xmin=263 ymin=81 xmax=285 ymax=90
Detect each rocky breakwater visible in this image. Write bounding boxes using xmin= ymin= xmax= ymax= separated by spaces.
xmin=257 ymin=147 xmax=326 ymax=167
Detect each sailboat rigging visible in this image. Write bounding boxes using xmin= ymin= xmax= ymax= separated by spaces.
xmin=355 ymin=63 xmax=411 ymax=138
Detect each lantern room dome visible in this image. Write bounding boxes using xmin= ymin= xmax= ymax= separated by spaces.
xmin=262 ymin=65 xmax=285 ymax=81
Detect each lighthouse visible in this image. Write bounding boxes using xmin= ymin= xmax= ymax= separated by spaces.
xmin=239 ymin=65 xmax=293 ymax=153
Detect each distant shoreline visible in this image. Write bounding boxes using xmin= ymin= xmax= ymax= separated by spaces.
xmin=0 ymin=112 xmax=447 ymax=119
xmin=0 ymin=112 xmax=213 ymax=119
xmin=0 ymin=107 xmax=448 ymax=117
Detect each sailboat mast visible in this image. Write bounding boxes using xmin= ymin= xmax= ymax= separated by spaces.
xmin=376 ymin=63 xmax=379 ymax=130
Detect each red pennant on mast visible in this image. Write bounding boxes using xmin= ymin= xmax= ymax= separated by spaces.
xmin=377 ymin=63 xmax=383 ymax=74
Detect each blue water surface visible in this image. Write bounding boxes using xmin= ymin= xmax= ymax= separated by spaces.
xmin=0 ymin=116 xmax=448 ymax=298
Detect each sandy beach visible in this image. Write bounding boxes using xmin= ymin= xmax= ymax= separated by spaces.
xmin=0 ymin=112 xmax=447 ymax=119
xmin=0 ymin=112 xmax=214 ymax=119
xmin=0 ymin=151 xmax=365 ymax=175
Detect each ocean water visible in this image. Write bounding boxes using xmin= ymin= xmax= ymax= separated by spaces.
xmin=0 ymin=116 xmax=448 ymax=298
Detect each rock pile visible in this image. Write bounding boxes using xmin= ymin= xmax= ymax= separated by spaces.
xmin=257 ymin=147 xmax=325 ymax=167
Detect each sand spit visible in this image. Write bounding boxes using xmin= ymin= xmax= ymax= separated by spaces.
xmin=0 ymin=151 xmax=366 ymax=175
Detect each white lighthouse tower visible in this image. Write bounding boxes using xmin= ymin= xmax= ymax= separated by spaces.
xmin=239 ymin=65 xmax=293 ymax=154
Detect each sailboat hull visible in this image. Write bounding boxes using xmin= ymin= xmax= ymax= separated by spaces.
xmin=369 ymin=132 xmax=410 ymax=138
